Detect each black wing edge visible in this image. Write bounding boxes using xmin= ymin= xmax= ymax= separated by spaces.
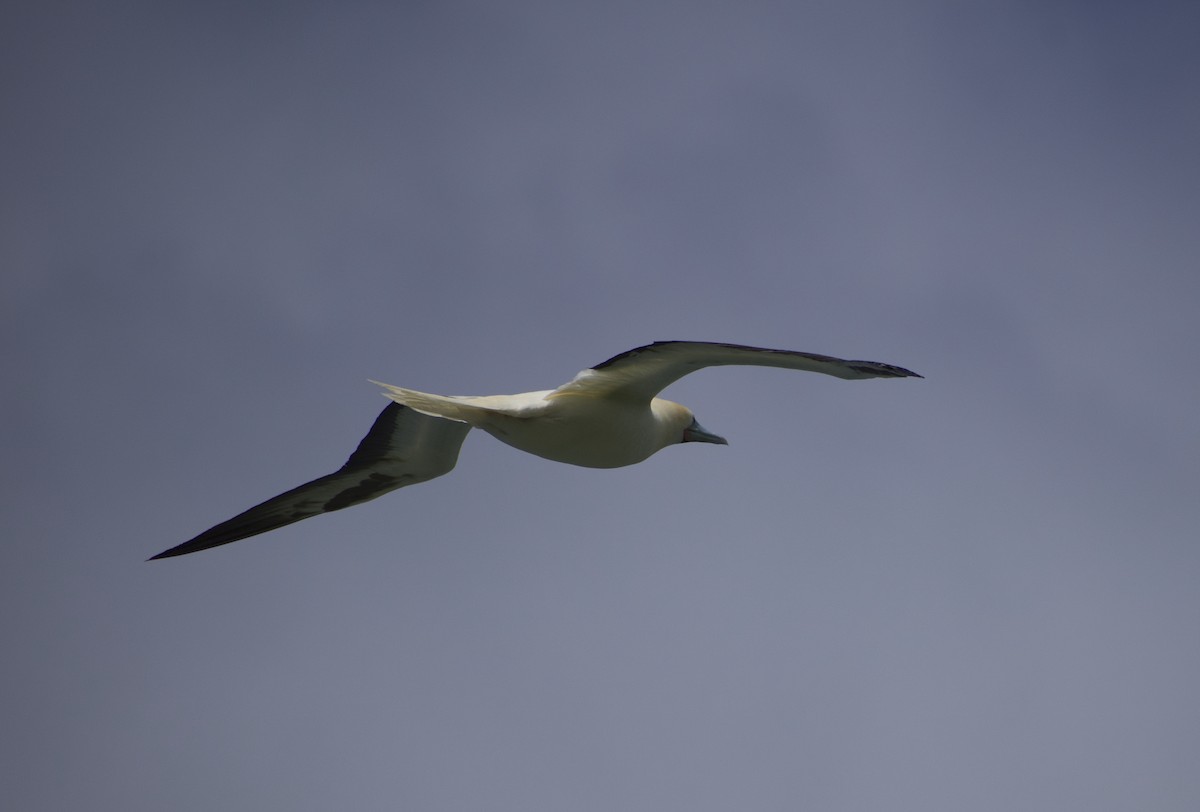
xmin=592 ymin=341 xmax=923 ymax=378
xmin=147 ymin=403 xmax=412 ymax=561
xmin=843 ymin=360 xmax=924 ymax=379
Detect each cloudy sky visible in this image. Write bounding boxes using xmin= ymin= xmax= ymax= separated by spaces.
xmin=4 ymin=1 xmax=1199 ymax=810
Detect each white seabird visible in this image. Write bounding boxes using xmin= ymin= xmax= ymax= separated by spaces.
xmin=150 ymin=341 xmax=920 ymax=559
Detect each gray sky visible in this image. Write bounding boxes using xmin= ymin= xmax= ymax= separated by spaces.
xmin=4 ymin=1 xmax=1199 ymax=810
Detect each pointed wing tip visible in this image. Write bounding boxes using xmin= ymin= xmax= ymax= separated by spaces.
xmin=850 ymin=361 xmax=923 ymax=379
xmin=147 ymin=534 xmax=235 ymax=560
xmin=146 ymin=544 xmax=192 ymax=561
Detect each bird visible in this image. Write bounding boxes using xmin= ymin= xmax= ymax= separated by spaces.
xmin=149 ymin=341 xmax=921 ymax=559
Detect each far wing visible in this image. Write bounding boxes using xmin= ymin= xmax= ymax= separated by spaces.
xmin=149 ymin=403 xmax=471 ymax=560
xmin=551 ymin=340 xmax=922 ymax=402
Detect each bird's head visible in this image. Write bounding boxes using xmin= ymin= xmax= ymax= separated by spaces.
xmin=653 ymin=400 xmax=728 ymax=448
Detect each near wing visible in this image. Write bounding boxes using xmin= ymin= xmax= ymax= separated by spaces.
xmin=552 ymin=340 xmax=922 ymax=401
xmin=149 ymin=403 xmax=471 ymax=559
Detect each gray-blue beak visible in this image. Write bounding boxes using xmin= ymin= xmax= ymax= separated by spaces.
xmin=682 ymin=418 xmax=728 ymax=445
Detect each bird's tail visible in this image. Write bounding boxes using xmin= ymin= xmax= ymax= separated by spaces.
xmin=369 ymin=381 xmax=490 ymax=425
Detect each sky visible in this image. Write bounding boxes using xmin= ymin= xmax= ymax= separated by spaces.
xmin=3 ymin=1 xmax=1199 ymax=809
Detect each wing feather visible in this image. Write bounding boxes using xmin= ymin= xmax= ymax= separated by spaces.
xmin=553 ymin=340 xmax=921 ymax=401
xmin=149 ymin=403 xmax=470 ymax=559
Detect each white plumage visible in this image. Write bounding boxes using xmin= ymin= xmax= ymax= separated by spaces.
xmin=151 ymin=341 xmax=920 ymax=559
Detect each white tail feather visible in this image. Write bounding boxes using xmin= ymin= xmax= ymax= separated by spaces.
xmin=368 ymin=381 xmax=481 ymax=424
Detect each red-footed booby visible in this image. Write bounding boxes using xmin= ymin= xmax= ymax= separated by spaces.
xmin=150 ymin=341 xmax=920 ymax=559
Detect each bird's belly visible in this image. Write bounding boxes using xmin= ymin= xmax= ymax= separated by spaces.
xmin=483 ymin=412 xmax=659 ymax=469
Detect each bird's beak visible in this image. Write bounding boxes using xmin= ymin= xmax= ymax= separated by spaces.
xmin=682 ymin=419 xmax=728 ymax=445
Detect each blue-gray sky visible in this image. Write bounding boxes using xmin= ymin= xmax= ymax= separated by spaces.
xmin=3 ymin=2 xmax=1199 ymax=810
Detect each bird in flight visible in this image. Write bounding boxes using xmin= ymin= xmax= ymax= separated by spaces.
xmin=150 ymin=341 xmax=920 ymax=559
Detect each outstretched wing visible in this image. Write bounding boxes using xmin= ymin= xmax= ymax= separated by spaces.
xmin=149 ymin=403 xmax=472 ymax=559
xmin=552 ymin=340 xmax=922 ymax=401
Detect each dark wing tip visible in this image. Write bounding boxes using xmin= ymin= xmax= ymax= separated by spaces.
xmin=146 ymin=541 xmax=207 ymax=561
xmin=146 ymin=526 xmax=259 ymax=561
xmin=888 ymin=364 xmax=923 ymax=379
xmin=146 ymin=547 xmax=186 ymax=561
xmin=846 ymin=360 xmax=923 ymax=379
xmin=145 ymin=492 xmax=323 ymax=560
